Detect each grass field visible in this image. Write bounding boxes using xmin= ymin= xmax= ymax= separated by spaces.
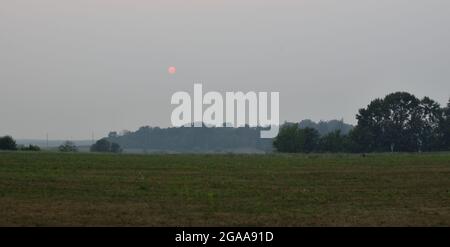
xmin=0 ymin=152 xmax=449 ymax=226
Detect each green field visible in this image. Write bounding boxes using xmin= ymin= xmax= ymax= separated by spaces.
xmin=0 ymin=152 xmax=449 ymax=226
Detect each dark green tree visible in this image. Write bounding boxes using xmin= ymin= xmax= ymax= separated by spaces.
xmin=0 ymin=136 xmax=17 ymax=150
xmin=380 ymin=92 xmax=421 ymax=152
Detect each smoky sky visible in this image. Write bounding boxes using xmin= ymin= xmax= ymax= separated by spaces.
xmin=1 ymin=0 xmax=449 ymax=139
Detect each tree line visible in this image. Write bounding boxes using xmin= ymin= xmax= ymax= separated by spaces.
xmin=2 ymin=91 xmax=448 ymax=154
xmin=106 ymin=120 xmax=351 ymax=153
xmin=0 ymin=136 xmax=41 ymax=151
xmin=107 ymin=125 xmax=273 ymax=153
xmin=0 ymin=137 xmax=122 ymax=154
xmin=274 ymin=92 xmax=450 ymax=153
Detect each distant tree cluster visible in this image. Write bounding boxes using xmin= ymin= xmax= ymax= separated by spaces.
xmin=274 ymin=92 xmax=450 ymax=153
xmin=107 ymin=125 xmax=273 ymax=153
xmin=90 ymin=138 xmax=122 ymax=153
xmin=106 ymin=120 xmax=353 ymax=153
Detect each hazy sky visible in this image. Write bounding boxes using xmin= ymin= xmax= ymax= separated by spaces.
xmin=1 ymin=0 xmax=449 ymax=139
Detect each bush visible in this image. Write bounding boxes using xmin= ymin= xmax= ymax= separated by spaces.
xmin=59 ymin=141 xmax=78 ymax=152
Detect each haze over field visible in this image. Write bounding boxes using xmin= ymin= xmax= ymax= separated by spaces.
xmin=1 ymin=0 xmax=450 ymax=139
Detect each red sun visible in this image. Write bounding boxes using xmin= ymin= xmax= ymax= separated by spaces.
xmin=168 ymin=66 xmax=176 ymax=74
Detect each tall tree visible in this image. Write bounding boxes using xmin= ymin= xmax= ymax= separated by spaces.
xmin=440 ymin=98 xmax=450 ymax=150
xmin=415 ymin=97 xmax=443 ymax=151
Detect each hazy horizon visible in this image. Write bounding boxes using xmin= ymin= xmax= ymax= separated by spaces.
xmin=1 ymin=0 xmax=450 ymax=139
